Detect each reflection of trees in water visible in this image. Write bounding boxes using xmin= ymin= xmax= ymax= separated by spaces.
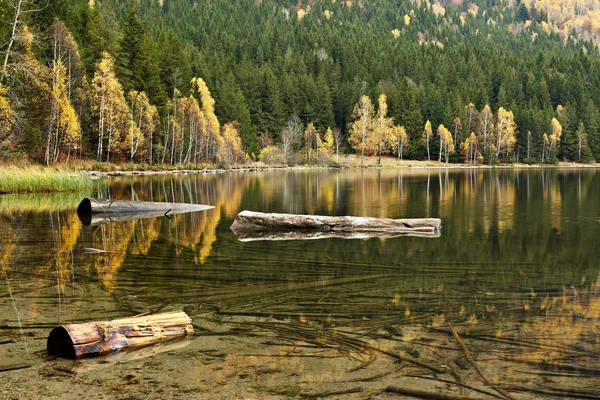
xmin=93 ymin=222 xmax=134 ymax=294
xmin=0 ymin=222 xmax=16 ymax=276
xmin=86 ymin=173 xmax=250 ymax=290
xmin=43 ymin=212 xmax=81 ymax=292
xmin=0 ymin=170 xmax=599 ymax=397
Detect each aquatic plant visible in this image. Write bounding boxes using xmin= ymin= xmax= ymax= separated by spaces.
xmin=0 ymin=165 xmax=93 ymax=193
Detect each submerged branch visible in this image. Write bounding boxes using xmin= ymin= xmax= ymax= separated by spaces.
xmin=448 ymin=322 xmax=514 ymax=400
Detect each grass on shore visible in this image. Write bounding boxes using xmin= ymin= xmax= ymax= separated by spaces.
xmin=0 ymin=164 xmax=93 ymax=193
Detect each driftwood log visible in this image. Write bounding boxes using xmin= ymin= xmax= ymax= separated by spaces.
xmin=47 ymin=311 xmax=193 ymax=359
xmin=230 ymin=210 xmax=441 ymax=241
xmin=77 ymin=198 xmax=214 ymax=226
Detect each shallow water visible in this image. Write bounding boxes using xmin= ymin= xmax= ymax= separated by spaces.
xmin=0 ymin=168 xmax=599 ymax=399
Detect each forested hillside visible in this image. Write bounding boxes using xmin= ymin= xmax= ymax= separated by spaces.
xmin=1 ymin=0 xmax=600 ymax=165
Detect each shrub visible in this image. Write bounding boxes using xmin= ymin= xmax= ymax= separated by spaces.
xmin=258 ymin=145 xmax=287 ymax=165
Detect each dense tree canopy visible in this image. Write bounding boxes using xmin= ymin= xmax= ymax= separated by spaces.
xmin=1 ymin=0 xmax=600 ymax=165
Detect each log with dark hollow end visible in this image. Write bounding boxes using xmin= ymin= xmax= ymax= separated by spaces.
xmin=47 ymin=311 xmax=193 ymax=359
xmin=77 ymin=198 xmax=214 ymax=226
xmin=230 ymin=210 xmax=442 ymax=240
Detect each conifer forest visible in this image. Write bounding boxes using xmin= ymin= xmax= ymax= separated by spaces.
xmin=2 ymin=0 xmax=600 ymax=166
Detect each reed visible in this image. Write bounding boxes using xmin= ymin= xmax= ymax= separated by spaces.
xmin=0 ymin=164 xmax=93 ymax=193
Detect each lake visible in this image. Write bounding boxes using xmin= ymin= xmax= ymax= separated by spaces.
xmin=0 ymin=168 xmax=599 ymax=399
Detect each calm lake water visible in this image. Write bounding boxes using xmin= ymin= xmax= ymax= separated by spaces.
xmin=0 ymin=168 xmax=599 ymax=399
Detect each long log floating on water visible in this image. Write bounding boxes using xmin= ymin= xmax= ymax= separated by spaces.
xmin=77 ymin=198 xmax=214 ymax=226
xmin=230 ymin=210 xmax=441 ymax=240
xmin=47 ymin=311 xmax=193 ymax=359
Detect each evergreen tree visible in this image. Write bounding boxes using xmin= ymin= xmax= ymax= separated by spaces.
xmin=216 ymin=73 xmax=256 ymax=154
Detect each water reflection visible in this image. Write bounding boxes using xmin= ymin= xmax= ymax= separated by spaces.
xmin=0 ymin=168 xmax=598 ymax=398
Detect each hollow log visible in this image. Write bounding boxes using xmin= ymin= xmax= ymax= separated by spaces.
xmin=47 ymin=311 xmax=193 ymax=359
xmin=230 ymin=211 xmax=441 ymax=240
xmin=77 ymin=198 xmax=214 ymax=226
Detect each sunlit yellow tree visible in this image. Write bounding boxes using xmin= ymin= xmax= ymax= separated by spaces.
xmin=3 ymin=26 xmax=48 ymax=152
xmin=323 ymin=127 xmax=334 ymax=155
xmin=0 ymin=85 xmax=14 ymax=145
xmin=219 ymin=122 xmax=246 ymax=165
xmin=422 ymin=120 xmax=432 ymax=161
xmin=373 ymin=94 xmax=394 ymax=165
xmin=479 ymin=104 xmax=493 ymax=159
xmin=549 ymin=117 xmax=562 ymax=151
xmin=185 ymin=95 xmax=205 ymax=165
xmin=45 ymin=19 xmax=83 ymax=165
xmin=46 ymin=60 xmax=80 ymax=165
xmin=541 ymin=132 xmax=549 ymax=164
xmin=192 ymin=77 xmax=221 ymax=162
xmin=492 ymin=107 xmax=516 ymax=162
xmin=303 ymin=122 xmax=321 ymax=164
xmin=460 ymin=132 xmax=479 ymax=164
xmin=437 ymin=124 xmax=454 ymax=164
xmin=392 ymin=124 xmax=408 ymax=163
xmin=126 ymin=90 xmax=157 ymax=162
xmin=349 ymin=95 xmax=374 ymax=166
xmin=91 ymin=52 xmax=129 ymax=161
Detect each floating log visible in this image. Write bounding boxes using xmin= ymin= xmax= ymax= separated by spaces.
xmin=77 ymin=198 xmax=214 ymax=226
xmin=47 ymin=311 xmax=193 ymax=359
xmin=230 ymin=210 xmax=441 ymax=240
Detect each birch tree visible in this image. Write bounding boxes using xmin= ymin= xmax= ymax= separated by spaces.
xmin=453 ymin=117 xmax=462 ymax=148
xmin=1 ymin=0 xmax=34 ymax=85
xmin=392 ymin=125 xmax=408 ymax=163
xmin=1 ymin=25 xmax=47 ymax=151
xmin=422 ymin=120 xmax=432 ymax=162
xmin=542 ymin=133 xmax=549 ymax=164
xmin=373 ymin=94 xmax=394 ymax=165
xmin=281 ymin=114 xmax=302 ymax=163
xmin=219 ymin=122 xmax=245 ymax=165
xmin=479 ymin=105 xmax=493 ymax=159
xmin=460 ymin=132 xmax=479 ymax=164
xmin=464 ymin=103 xmax=477 ymax=134
xmin=547 ymin=117 xmax=562 ymax=161
xmin=437 ymin=124 xmax=454 ymax=164
xmin=46 ymin=20 xmax=84 ymax=163
xmin=576 ymin=122 xmax=587 ymax=162
xmin=91 ymin=52 xmax=129 ymax=161
xmin=126 ymin=90 xmax=157 ymax=162
xmin=46 ymin=60 xmax=80 ymax=165
xmin=192 ymin=77 xmax=220 ymax=162
xmin=349 ymin=95 xmax=374 ymax=167
xmin=334 ymin=128 xmax=344 ymax=163
xmin=493 ymin=107 xmax=516 ymax=162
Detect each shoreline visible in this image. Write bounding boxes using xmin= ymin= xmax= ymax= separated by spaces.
xmin=81 ymin=160 xmax=599 ymax=177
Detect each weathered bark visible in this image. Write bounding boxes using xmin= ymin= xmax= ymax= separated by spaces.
xmin=47 ymin=311 xmax=193 ymax=359
xmin=231 ymin=211 xmax=441 ymax=240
